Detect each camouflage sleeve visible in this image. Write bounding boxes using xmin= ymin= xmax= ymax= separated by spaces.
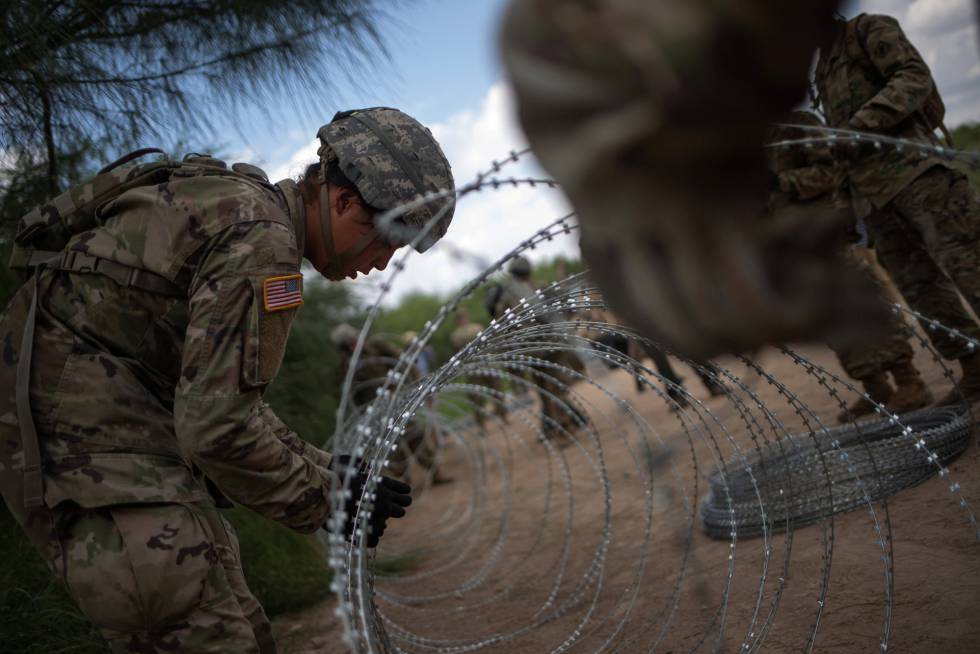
xmin=850 ymin=15 xmax=934 ymax=131
xmin=778 ymin=163 xmax=842 ymax=201
xmin=174 ymin=219 xmax=336 ymax=534
xmin=255 ymin=400 xmax=333 ymax=471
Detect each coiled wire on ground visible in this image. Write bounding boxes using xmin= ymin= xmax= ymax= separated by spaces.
xmin=700 ymin=407 xmax=974 ymax=539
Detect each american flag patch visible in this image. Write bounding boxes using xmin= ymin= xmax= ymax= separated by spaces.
xmin=263 ymin=274 xmax=303 ymax=312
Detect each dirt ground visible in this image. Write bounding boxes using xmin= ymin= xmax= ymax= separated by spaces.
xmin=273 ymin=343 xmax=980 ymax=653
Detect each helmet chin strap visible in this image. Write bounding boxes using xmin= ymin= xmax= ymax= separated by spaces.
xmin=318 ymin=180 xmax=380 ymax=278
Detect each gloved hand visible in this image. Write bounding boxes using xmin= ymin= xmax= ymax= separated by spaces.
xmin=329 ymin=456 xmax=412 ymax=548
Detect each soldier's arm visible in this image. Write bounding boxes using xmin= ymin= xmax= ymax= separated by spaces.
xmin=255 ymin=400 xmax=333 ymax=470
xmin=850 ymin=15 xmax=934 ymax=131
xmin=778 ymin=163 xmax=842 ymax=201
xmin=174 ymin=219 xmax=336 ymax=533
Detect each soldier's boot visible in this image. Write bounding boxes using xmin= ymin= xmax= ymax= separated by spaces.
xmin=938 ymin=352 xmax=980 ymax=406
xmin=836 ymin=373 xmax=893 ymax=422
xmin=885 ymin=361 xmax=932 ymax=414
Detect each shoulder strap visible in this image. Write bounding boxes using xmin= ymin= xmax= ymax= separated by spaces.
xmin=18 ymin=270 xmax=45 ymax=509
xmin=98 ymin=147 xmax=167 ymax=175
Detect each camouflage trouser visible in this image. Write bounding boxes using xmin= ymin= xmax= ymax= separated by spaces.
xmin=50 ymin=502 xmax=275 ymax=653
xmin=536 ymin=350 xmax=587 ymax=440
xmin=868 ymin=167 xmax=980 ymax=360
xmin=387 ymin=420 xmax=437 ymax=479
xmin=828 ymin=249 xmax=915 ymax=380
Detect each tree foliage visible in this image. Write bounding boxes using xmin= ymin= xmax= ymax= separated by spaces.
xmin=1 ymin=0 xmax=386 ymax=190
xmin=951 ymin=122 xmax=980 ymax=188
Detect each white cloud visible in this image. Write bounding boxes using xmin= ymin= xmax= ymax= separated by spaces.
xmin=906 ymin=0 xmax=973 ymax=36
xmin=266 ymin=138 xmax=319 ymax=184
xmin=264 ymin=81 xmax=579 ymax=307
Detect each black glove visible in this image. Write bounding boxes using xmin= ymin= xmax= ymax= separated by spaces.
xmin=329 ymin=456 xmax=412 ymax=548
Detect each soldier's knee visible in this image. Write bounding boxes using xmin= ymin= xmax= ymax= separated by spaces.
xmin=59 ymin=504 xmax=258 ymax=651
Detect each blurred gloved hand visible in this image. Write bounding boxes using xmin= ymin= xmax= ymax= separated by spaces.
xmin=329 ymin=455 xmax=413 ymax=548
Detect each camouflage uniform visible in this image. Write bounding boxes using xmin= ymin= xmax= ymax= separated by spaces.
xmin=500 ymin=0 xmax=879 ymax=360
xmin=815 ymin=13 xmax=980 ymax=362
xmin=1 ymin=158 xmax=334 ymax=652
xmin=493 ymin=275 xmax=588 ymax=442
xmin=337 ymin=337 xmax=437 ymax=479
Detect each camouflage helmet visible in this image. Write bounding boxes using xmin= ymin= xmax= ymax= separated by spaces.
xmin=317 ymin=107 xmax=455 ymax=253
xmin=507 ymin=255 xmax=532 ymax=278
xmin=330 ymin=323 xmax=360 ymax=347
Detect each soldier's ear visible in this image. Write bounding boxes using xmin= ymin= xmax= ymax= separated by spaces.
xmin=333 ymin=185 xmax=372 ymax=223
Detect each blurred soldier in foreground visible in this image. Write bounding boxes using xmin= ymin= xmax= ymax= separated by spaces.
xmin=332 ymin=324 xmax=452 ymax=485
xmin=492 ymin=256 xmax=589 ymax=446
xmin=0 ymin=108 xmax=452 ymax=652
xmin=450 ymin=309 xmax=510 ymax=430
xmin=500 ymin=0 xmax=883 ymax=360
xmin=815 ymin=13 xmax=980 ymax=403
xmin=768 ymin=112 xmax=932 ymax=421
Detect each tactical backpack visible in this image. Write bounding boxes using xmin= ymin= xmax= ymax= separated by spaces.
xmin=9 ymin=148 xmax=180 ymax=275
xmin=848 ymin=14 xmax=953 ymax=147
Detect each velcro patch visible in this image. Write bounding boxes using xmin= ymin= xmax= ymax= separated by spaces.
xmin=263 ymin=274 xmax=303 ymax=312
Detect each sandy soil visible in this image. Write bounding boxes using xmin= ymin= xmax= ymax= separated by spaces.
xmin=273 ymin=343 xmax=980 ymax=653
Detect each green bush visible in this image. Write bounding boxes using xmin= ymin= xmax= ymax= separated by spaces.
xmin=950 ymin=122 xmax=980 ymax=189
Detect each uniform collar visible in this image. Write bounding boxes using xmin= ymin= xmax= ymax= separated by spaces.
xmin=275 ymin=179 xmax=306 ymax=266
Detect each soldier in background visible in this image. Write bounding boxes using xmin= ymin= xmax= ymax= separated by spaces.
xmin=492 ymin=256 xmax=589 ymax=446
xmin=768 ymin=112 xmax=932 ymax=421
xmin=815 ymin=12 xmax=980 ymax=403
xmin=0 ymin=107 xmax=446 ymax=651
xmin=332 ymin=324 xmax=452 ymax=485
xmin=450 ymin=309 xmax=510 ymax=430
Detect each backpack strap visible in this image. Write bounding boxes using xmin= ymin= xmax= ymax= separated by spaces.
xmin=19 ymin=270 xmax=45 ymax=509
xmin=59 ymin=250 xmax=184 ymax=297
xmin=97 ymin=147 xmax=168 ymax=175
xmin=16 ymin=252 xmax=181 ymax=510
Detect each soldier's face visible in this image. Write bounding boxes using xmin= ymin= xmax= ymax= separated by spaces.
xmin=327 ymin=185 xmax=399 ymax=280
